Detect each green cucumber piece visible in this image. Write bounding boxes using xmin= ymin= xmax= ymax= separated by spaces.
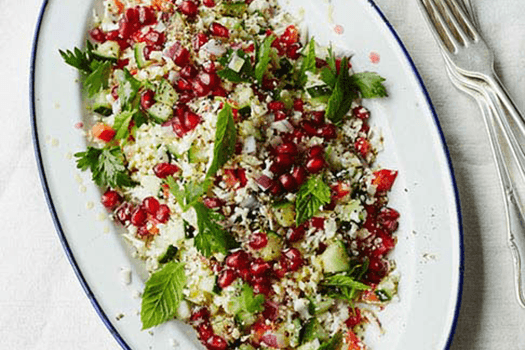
xmin=320 ymin=240 xmax=350 ymax=274
xmin=272 ymin=201 xmax=295 ymax=228
xmin=134 ymin=42 xmax=151 ymax=68
xmin=300 ymin=318 xmax=328 ymax=344
xmin=92 ymin=40 xmax=120 ymax=61
xmin=155 ymin=79 xmax=178 ymax=106
xmin=239 ymin=344 xmax=256 ymax=350
xmin=92 ymin=90 xmax=112 ymax=116
xmin=260 ymin=231 xmax=282 ymax=262
xmin=188 ymin=144 xmax=209 ymax=163
xmin=148 ymin=102 xmax=173 ymax=123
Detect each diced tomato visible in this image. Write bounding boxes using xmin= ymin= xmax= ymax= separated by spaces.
xmin=355 ymin=137 xmax=371 ymax=158
xmin=223 ymin=168 xmax=247 ymax=188
xmin=280 ymin=25 xmax=299 ymax=46
xmin=345 ymin=307 xmax=363 ymax=328
xmin=311 ymin=217 xmax=325 ymax=230
xmin=372 ymin=169 xmax=398 ymax=192
xmin=346 ymin=330 xmax=364 ymax=350
xmin=92 ymin=122 xmax=115 ymax=142
xmin=331 ymin=182 xmax=351 ymax=200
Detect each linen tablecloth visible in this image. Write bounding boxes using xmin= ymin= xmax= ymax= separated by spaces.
xmin=2 ymin=0 xmax=525 ymax=348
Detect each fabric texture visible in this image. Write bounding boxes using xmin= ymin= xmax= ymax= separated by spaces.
xmin=1 ymin=0 xmax=524 ymax=348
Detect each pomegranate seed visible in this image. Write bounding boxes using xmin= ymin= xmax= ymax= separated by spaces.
xmin=286 ymin=43 xmax=302 ymax=60
xmin=311 ymin=217 xmax=325 ymax=230
xmin=184 ymin=111 xmax=202 ymax=131
xmin=153 ymin=163 xmax=180 ymax=179
xmin=168 ymin=42 xmax=191 ymax=67
xmin=271 ymin=37 xmax=285 ymax=56
xmin=372 ymin=169 xmax=398 ymax=192
xmin=319 ymin=124 xmax=337 ymax=140
xmin=202 ymin=61 xmax=216 ymax=73
xmin=203 ymin=0 xmax=216 ymax=6
xmin=253 ymin=283 xmax=272 ymax=296
xmin=172 ymin=121 xmax=189 ymax=137
xmin=308 ymin=145 xmax=324 ymax=159
xmin=243 ymin=43 xmax=255 ymax=53
xmin=138 ymin=6 xmax=156 ymax=26
xmin=106 ymin=30 xmax=119 ymax=41
xmin=306 ymin=156 xmax=325 ymax=174
xmin=262 ymin=77 xmax=278 ymax=91
xmin=143 ymin=45 xmax=154 ymax=60
xmin=250 ymin=259 xmax=271 ymax=276
xmin=137 ymin=225 xmax=150 ymax=237
xmin=130 ymin=207 xmax=147 ymax=227
xmin=360 ymin=122 xmax=370 ymax=134
xmin=193 ymin=79 xmax=210 ymax=97
xmin=142 ymin=197 xmax=160 ymax=215
xmin=268 ymin=101 xmax=285 ymax=111
xmin=111 ymin=85 xmax=119 ymax=99
xmin=90 ymin=28 xmax=106 ymax=43
xmin=249 ymin=232 xmax=268 ymax=250
xmin=125 ymin=7 xmax=139 ymax=24
xmin=280 ymin=25 xmax=300 ymax=45
xmin=155 ymin=204 xmax=171 ymax=224
xmin=276 ymin=142 xmax=298 ymax=156
xmin=206 ymin=335 xmax=228 ymax=350
xmin=238 ymin=268 xmax=251 ymax=281
xmin=193 ymin=33 xmax=209 ymax=50
xmin=210 ymin=22 xmax=229 ymax=38
xmin=269 ymin=181 xmax=284 ymax=196
xmin=225 ymin=251 xmax=251 ymax=270
xmin=293 ymin=99 xmax=304 ymax=112
xmin=263 ymin=301 xmax=279 ymax=321
xmin=199 ymin=72 xmax=220 ymax=89
xmin=180 ymin=65 xmax=198 ymax=79
xmin=355 ymin=137 xmax=371 ymax=158
xmin=179 ymin=1 xmax=199 ymax=17
xmin=279 ymin=173 xmax=298 ymax=192
xmin=292 ymin=129 xmax=306 ymax=142
xmin=101 ymin=190 xmax=121 ymax=209
xmin=118 ymin=19 xmax=134 ymax=40
xmin=140 ymin=89 xmax=155 ymax=110
xmin=191 ymin=308 xmax=210 ymax=323
xmin=301 ymin=120 xmax=318 ymax=137
xmin=274 ymin=110 xmax=287 ymax=121
xmin=211 ymin=87 xmax=227 ymax=97
xmin=116 ymin=203 xmax=133 ymax=224
xmin=377 ymin=207 xmax=400 ymax=233
xmin=177 ymin=79 xmax=192 ymax=91
xmin=142 ymin=30 xmax=165 ymax=49
xmin=286 ymin=225 xmax=305 ymax=243
xmin=197 ymin=323 xmax=214 ymax=342
xmin=291 ymin=166 xmax=307 ymax=186
xmin=282 ymin=248 xmax=303 ymax=272
xmin=345 ymin=307 xmax=363 ymax=328
xmin=270 ymin=154 xmax=294 ymax=174
xmin=353 ymin=106 xmax=370 ymax=120
xmin=311 ymin=111 xmax=325 ymax=126
xmin=218 ymin=269 xmax=238 ymax=288
xmin=316 ymin=58 xmax=328 ymax=68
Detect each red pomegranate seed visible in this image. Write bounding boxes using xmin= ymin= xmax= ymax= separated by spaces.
xmin=275 ymin=142 xmax=298 ymax=156
xmin=167 ymin=42 xmax=191 ymax=67
xmin=270 ymin=154 xmax=294 ymax=174
xmin=142 ymin=197 xmax=160 ymax=215
xmin=249 ymin=232 xmax=268 ymax=250
xmin=291 ymin=166 xmax=307 ymax=186
xmin=101 ymin=190 xmax=121 ymax=210
xmin=138 ymin=6 xmax=156 ymax=26
xmin=306 ymin=156 xmax=325 ymax=174
xmin=355 ymin=137 xmax=371 ymax=158
xmin=274 ymin=110 xmax=287 ymax=121
xmin=271 ymin=37 xmax=285 ymax=56
xmin=90 ymin=27 xmax=106 ymax=43
xmin=225 ymin=251 xmax=251 ymax=270
xmin=311 ymin=111 xmax=325 ymax=126
xmin=286 ymin=43 xmax=302 ymax=60
xmin=155 ymin=204 xmax=171 ymax=224
xmin=203 ymin=197 xmax=223 ymax=209
xmin=250 ymin=259 xmax=271 ymax=276
xmin=198 ymin=72 xmax=220 ymax=89
xmin=184 ymin=111 xmax=202 ymax=131
xmin=279 ymin=173 xmax=298 ymax=192
xmin=116 ymin=203 xmax=133 ymax=224
xmin=372 ymin=169 xmax=398 ymax=192
xmin=311 ymin=217 xmax=325 ymax=230
xmin=268 ymin=101 xmax=285 ymax=111
xmin=218 ymin=269 xmax=238 ymax=288
xmin=280 ymin=25 xmax=300 ymax=45
xmin=180 ymin=65 xmax=198 ymax=79
xmin=193 ymin=33 xmax=209 ymax=50
xmin=191 ymin=308 xmax=210 ymax=323
xmin=316 ymin=58 xmax=328 ymax=68
xmin=243 ymin=43 xmax=255 ymax=53
xmin=211 ymin=87 xmax=227 ymax=97
xmin=142 ymin=30 xmax=165 ymax=49
xmin=106 ymin=30 xmax=119 ymax=41
xmin=130 ymin=207 xmax=147 ymax=227
xmin=345 ymin=307 xmax=363 ymax=328
xmin=197 ymin=323 xmax=214 ymax=342
xmin=286 ymin=225 xmax=305 ymax=243
xmin=282 ymin=248 xmax=303 ymax=272
xmin=153 ymin=163 xmax=180 ymax=179
xmin=301 ymin=120 xmax=318 ymax=137
xmin=238 ymin=268 xmax=251 ymax=281
xmin=118 ymin=19 xmax=134 ymax=40
xmin=353 ymin=106 xmax=370 ymax=120
xmin=193 ymin=79 xmax=210 ymax=97
xmin=293 ymin=99 xmax=304 ymax=112
xmin=308 ymin=145 xmax=324 ymax=159
xmin=262 ymin=77 xmax=277 ymax=90
xmin=210 ymin=22 xmax=229 ymax=38
xmin=203 ymin=0 xmax=216 ymax=7
xmin=253 ymin=283 xmax=272 ymax=296
xmin=140 ymin=89 xmax=155 ymax=110
xmin=179 ymin=1 xmax=199 ymax=17
xmin=269 ymin=181 xmax=284 ymax=196
xmin=177 ymin=79 xmax=192 ymax=91
xmin=137 ymin=225 xmax=150 ymax=237
xmin=319 ymin=124 xmax=337 ymax=140
xmin=206 ymin=335 xmax=228 ymax=350
xmin=377 ymin=207 xmax=400 ymax=233
xmin=263 ymin=301 xmax=279 ymax=321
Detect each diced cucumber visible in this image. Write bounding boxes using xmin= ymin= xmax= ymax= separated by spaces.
xmin=375 ymin=273 xmax=399 ymax=302
xmin=92 ymin=90 xmax=112 ymax=116
xmin=239 ymin=344 xmax=256 ymax=350
xmin=228 ymin=53 xmax=246 ymax=72
xmin=272 ymin=201 xmax=295 ymax=228
xmin=155 ymin=79 xmax=178 ymax=106
xmin=300 ymin=318 xmax=328 ymax=344
xmin=134 ymin=42 xmax=151 ymax=69
xmin=320 ymin=240 xmax=350 ymax=274
xmin=308 ymin=296 xmax=334 ymax=315
xmin=297 ymin=340 xmax=321 ymax=350
xmin=188 ymin=144 xmax=209 ymax=163
xmin=259 ymin=231 xmax=282 ymax=262
xmin=148 ymin=102 xmax=173 ymax=123
xmin=92 ymin=40 xmax=120 ymax=61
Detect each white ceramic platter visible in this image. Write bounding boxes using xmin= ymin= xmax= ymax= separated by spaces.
xmin=31 ymin=0 xmax=463 ymax=349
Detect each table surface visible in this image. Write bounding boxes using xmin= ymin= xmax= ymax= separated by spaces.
xmin=2 ymin=0 xmax=525 ymax=348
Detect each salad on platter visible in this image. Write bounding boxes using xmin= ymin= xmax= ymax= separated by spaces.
xmin=60 ymin=0 xmax=401 ymax=349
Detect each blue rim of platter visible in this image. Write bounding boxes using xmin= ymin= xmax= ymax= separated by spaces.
xmin=29 ymin=0 xmax=464 ymax=349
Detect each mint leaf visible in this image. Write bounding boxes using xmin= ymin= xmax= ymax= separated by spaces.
xmin=113 ymin=110 xmax=134 ymax=140
xmin=140 ymin=261 xmax=186 ymax=329
xmin=320 ymin=67 xmax=336 ymax=87
xmin=295 ymin=175 xmax=331 ymax=225
xmin=350 ymin=72 xmax=388 ymax=98
xmin=166 ymin=176 xmax=211 ymax=212
xmin=193 ymin=202 xmax=239 ymax=257
xmin=298 ymin=38 xmax=317 ymax=86
xmin=207 ymin=104 xmax=237 ymax=178
xmin=217 ymin=50 xmax=253 ymax=83
xmin=75 ymin=146 xmax=135 ymax=188
xmin=232 ymin=284 xmax=265 ymax=328
xmin=321 ymin=274 xmax=370 ymax=290
xmin=319 ymin=332 xmax=343 ymax=350
xmin=325 ymin=56 xmax=356 ymax=125
xmin=255 ymin=35 xmax=276 ymax=83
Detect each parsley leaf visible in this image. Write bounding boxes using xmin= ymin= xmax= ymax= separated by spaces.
xmin=207 ymin=104 xmax=237 ymax=178
xmin=140 ymin=261 xmax=186 ymax=329
xmin=75 ymin=146 xmax=135 ymax=188
xmin=350 ymin=72 xmax=388 ymax=98
xmin=84 ymin=60 xmax=112 ymax=97
xmin=255 ymin=35 xmax=276 ymax=83
xmin=113 ymin=110 xmax=135 ymax=140
xmin=298 ymin=38 xmax=317 ymax=86
xmin=232 ymin=284 xmax=265 ymax=324
xmin=295 ymin=175 xmax=331 ymax=225
xmin=116 ymin=69 xmax=142 ymax=110
xmin=325 ymin=56 xmax=356 ymax=125
xmin=319 ymin=332 xmax=343 ymax=350
xmin=59 ymin=41 xmax=95 ymax=73
xmin=193 ymin=202 xmax=239 ymax=258
xmin=166 ymin=176 xmax=211 ymax=212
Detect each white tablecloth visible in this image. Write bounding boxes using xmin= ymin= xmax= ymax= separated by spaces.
xmin=2 ymin=0 xmax=525 ymax=348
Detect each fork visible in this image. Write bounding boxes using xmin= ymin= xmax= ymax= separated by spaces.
xmin=416 ymin=0 xmax=525 ymax=161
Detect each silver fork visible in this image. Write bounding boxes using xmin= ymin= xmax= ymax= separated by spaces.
xmin=416 ymin=0 xmax=525 ymax=163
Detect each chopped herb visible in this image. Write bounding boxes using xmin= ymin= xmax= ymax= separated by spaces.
xmin=166 ymin=176 xmax=211 ymax=212
xmin=255 ymin=35 xmax=276 ymax=83
xmin=321 ymin=273 xmax=370 ymax=304
xmin=319 ymin=332 xmax=343 ymax=350
xmin=298 ymin=38 xmax=317 ymax=86
xmin=326 ymin=56 xmax=356 ymax=125
xmin=113 ymin=110 xmax=134 ymax=140
xmin=84 ymin=60 xmax=112 ymax=97
xmin=217 ymin=49 xmax=253 ymax=83
xmin=350 ymin=72 xmax=388 ymax=98
xmin=295 ymin=175 xmax=331 ymax=225
xmin=207 ymin=104 xmax=237 ymax=178
xmin=232 ymin=284 xmax=265 ymax=327
xmin=221 ymin=1 xmax=248 ymax=17
xmin=116 ymin=69 xmax=142 ymax=110
xmin=75 ymin=146 xmax=135 ymax=188
xmin=158 ymin=245 xmax=179 ymax=264
xmin=59 ymin=41 xmax=96 ymax=73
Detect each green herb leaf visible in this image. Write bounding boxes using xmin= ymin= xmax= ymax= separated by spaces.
xmin=325 ymin=56 xmax=356 ymax=125
xmin=158 ymin=245 xmax=179 ymax=264
xmin=140 ymin=261 xmax=186 ymax=329
xmin=350 ymin=72 xmax=388 ymax=98
xmin=116 ymin=69 xmax=142 ymax=110
xmin=59 ymin=41 xmax=95 ymax=73
xmin=207 ymin=104 xmax=237 ymax=178
xmin=113 ymin=110 xmax=135 ymax=140
xmin=75 ymin=146 xmax=135 ymax=188
xmin=300 ymin=317 xmax=328 ymax=344
xmin=233 ymin=283 xmax=265 ymax=315
xmin=193 ymin=202 xmax=239 ymax=257
xmin=298 ymin=38 xmax=317 ymax=86
xmin=217 ymin=49 xmax=253 ymax=83
xmin=255 ymin=35 xmax=276 ymax=83
xmin=319 ymin=332 xmax=343 ymax=350
xmin=166 ymin=176 xmax=211 ymax=212
xmin=85 ymin=60 xmax=112 ymax=97
xmin=221 ymin=1 xmax=248 ymax=17
xmin=320 ymin=67 xmax=336 ymax=87
xmin=295 ymin=175 xmax=331 ymax=225
xmin=322 ymin=274 xmax=371 ymax=290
